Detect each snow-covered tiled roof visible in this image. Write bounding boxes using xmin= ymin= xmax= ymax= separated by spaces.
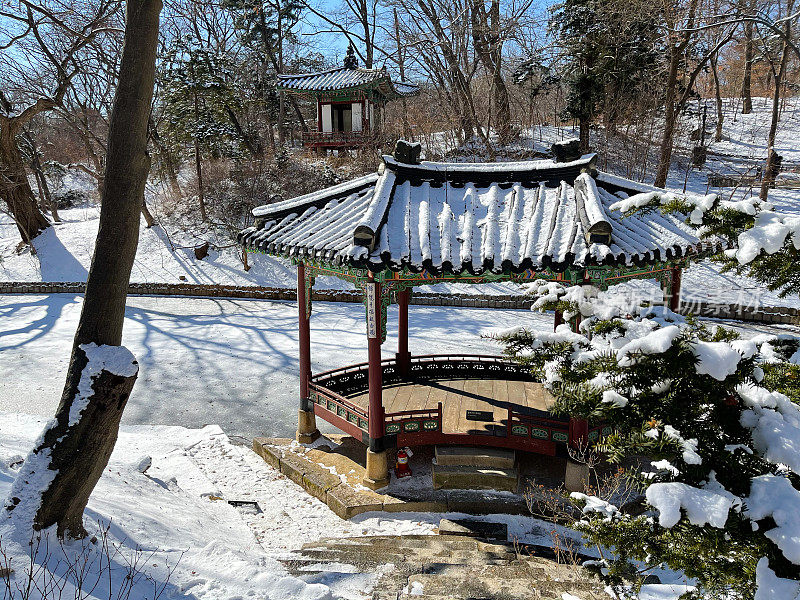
xmin=238 ymin=154 xmax=718 ymax=275
xmin=277 ymin=67 xmax=419 ymax=99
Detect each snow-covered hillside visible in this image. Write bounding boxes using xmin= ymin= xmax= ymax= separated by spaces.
xmin=1 ymin=98 xmax=799 ymax=308
xmin=1 ymin=205 xmax=302 ymax=288
xmin=0 ymin=413 xmax=439 ymax=600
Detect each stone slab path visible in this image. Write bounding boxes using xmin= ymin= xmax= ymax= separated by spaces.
xmin=283 ymin=534 xmax=607 ymax=599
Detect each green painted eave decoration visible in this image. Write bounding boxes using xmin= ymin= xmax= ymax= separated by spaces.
xmin=286 ymin=256 xmax=688 ymax=291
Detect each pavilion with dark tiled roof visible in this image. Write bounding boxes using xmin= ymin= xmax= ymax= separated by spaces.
xmin=278 ymin=45 xmax=419 ymax=152
xmin=238 ymin=141 xmax=719 ymax=489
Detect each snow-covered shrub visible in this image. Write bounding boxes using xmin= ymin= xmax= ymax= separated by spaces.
xmin=496 ymin=283 xmax=800 ymax=599
xmin=0 ymin=522 xmax=178 ymax=600
xmin=51 ymin=189 xmax=89 ymax=209
xmin=612 ymin=189 xmax=800 ymax=299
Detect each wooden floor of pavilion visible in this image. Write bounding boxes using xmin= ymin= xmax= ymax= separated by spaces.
xmin=347 ymin=378 xmax=556 ymax=435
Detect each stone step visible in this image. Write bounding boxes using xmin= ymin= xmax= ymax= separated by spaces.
xmin=434 ymin=445 xmax=516 ymax=468
xmin=400 ymin=563 xmax=607 ymax=600
xmin=285 ymin=534 xmax=606 ymax=600
xmin=431 ymin=462 xmax=519 ymax=492
xmin=438 ymin=518 xmax=508 ymax=541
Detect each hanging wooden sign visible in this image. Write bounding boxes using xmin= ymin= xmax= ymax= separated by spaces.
xmin=366 ymin=283 xmax=378 ymax=338
xmin=466 ymin=410 xmax=494 ymax=422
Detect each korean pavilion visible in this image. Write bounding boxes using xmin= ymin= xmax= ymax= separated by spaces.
xmin=238 ymin=141 xmax=719 ymax=489
xmin=278 ymin=46 xmax=419 ymax=153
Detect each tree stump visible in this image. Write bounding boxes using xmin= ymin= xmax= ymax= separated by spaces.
xmin=194 ymin=241 xmax=210 ymax=260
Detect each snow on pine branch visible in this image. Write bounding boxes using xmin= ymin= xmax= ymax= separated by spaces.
xmin=619 ymin=186 xmax=800 ymax=269
xmin=734 ymin=210 xmax=800 ymax=264
xmin=738 ymin=384 xmax=800 ymax=473
xmin=609 ymin=190 xmax=718 ymax=225
xmin=645 ymin=477 xmax=742 ymax=529
xmin=497 ymin=281 xmax=800 ymax=595
xmin=746 ymin=475 xmax=800 ymax=565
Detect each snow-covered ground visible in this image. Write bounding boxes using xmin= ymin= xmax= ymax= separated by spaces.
xmin=0 ymin=295 xmax=553 ymax=439
xmin=1 ymin=294 xmax=793 ymax=442
xmin=0 ymin=413 xmax=438 ymax=599
xmin=702 ymin=96 xmax=800 ymax=164
xmin=0 ymin=413 xmax=696 ymax=600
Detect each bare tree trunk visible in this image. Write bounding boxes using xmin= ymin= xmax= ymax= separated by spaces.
xmin=33 ymin=169 xmax=48 ymax=210
xmin=711 ymin=53 xmax=724 ymax=142
xmin=7 ymin=0 xmax=161 ymax=538
xmin=394 ymin=9 xmax=413 ymax=140
xmin=148 ymin=116 xmax=182 ymax=198
xmin=27 ymin=134 xmax=60 ymax=222
xmin=142 ymin=198 xmax=155 ymax=227
xmin=471 ymin=0 xmax=512 ymax=144
xmin=741 ymin=0 xmax=755 ymax=114
xmin=0 ymin=124 xmax=51 ymax=243
xmin=189 ymin=62 xmax=207 ymax=221
xmin=760 ymin=11 xmax=792 ymax=201
xmin=278 ymin=90 xmax=286 ymax=145
xmin=0 ymin=92 xmax=51 ymax=241
xmin=654 ymin=0 xmax=705 ymax=188
xmin=194 ymin=139 xmax=206 ymax=221
xmin=225 ymin=105 xmax=261 ymax=156
xmin=655 ymin=45 xmax=681 ymax=188
xmin=416 ymin=0 xmax=486 ymax=149
xmin=579 ymin=118 xmax=590 ymax=154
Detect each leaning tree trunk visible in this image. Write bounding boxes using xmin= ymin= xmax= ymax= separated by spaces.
xmin=5 ymin=0 xmax=162 ymax=538
xmin=654 ymin=45 xmax=681 ymax=188
xmin=741 ymin=0 xmax=755 ymax=114
xmin=760 ymin=15 xmax=792 ymax=201
xmin=711 ymin=53 xmax=724 ymax=142
xmin=27 ymin=134 xmax=60 ymax=222
xmin=0 ymin=123 xmax=51 ymax=243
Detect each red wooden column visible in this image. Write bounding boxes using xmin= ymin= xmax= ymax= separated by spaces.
xmin=366 ymin=277 xmax=385 ymax=442
xmin=396 ymin=289 xmax=411 ymax=377
xmin=553 ymin=309 xmax=564 ymax=332
xmin=565 ymin=416 xmax=590 ymax=492
xmin=669 ymin=266 xmax=683 ymax=312
xmin=568 ymin=417 xmax=589 ymax=448
xmin=296 ymin=262 xmax=319 ymax=443
xmin=364 ymin=274 xmax=389 ymax=489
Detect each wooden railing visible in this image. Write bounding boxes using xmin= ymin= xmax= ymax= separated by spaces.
xmin=301 ymin=131 xmax=374 ymax=147
xmin=312 ymin=354 xmax=536 ymax=397
xmin=385 ymin=403 xmax=442 ymax=436
xmin=589 ymin=424 xmax=613 ymax=441
xmin=507 ymin=407 xmax=570 ymax=443
xmin=308 ymin=382 xmax=369 ymax=436
xmin=308 ymin=354 xmax=609 ymax=451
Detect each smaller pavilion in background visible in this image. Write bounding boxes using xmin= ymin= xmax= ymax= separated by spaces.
xmin=238 ymin=140 xmax=722 ymax=490
xmin=278 ymin=46 xmax=419 ymax=153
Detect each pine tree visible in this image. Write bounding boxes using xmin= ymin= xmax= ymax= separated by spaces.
xmin=223 ymin=0 xmax=304 ymax=144
xmin=549 ymin=0 xmax=661 ymax=151
xmin=160 ymin=38 xmax=242 ymax=220
xmin=496 ymin=281 xmax=800 ymax=599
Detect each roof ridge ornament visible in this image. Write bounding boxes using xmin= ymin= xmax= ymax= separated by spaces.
xmin=551 ymin=138 xmax=582 ymax=163
xmin=392 ymin=139 xmax=422 ymax=165
xmin=344 ymin=43 xmax=358 ymax=69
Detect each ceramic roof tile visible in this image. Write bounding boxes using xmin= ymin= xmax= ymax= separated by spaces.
xmin=277 ymin=67 xmax=420 ymax=98
xmin=238 ymin=155 xmax=718 ymax=275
